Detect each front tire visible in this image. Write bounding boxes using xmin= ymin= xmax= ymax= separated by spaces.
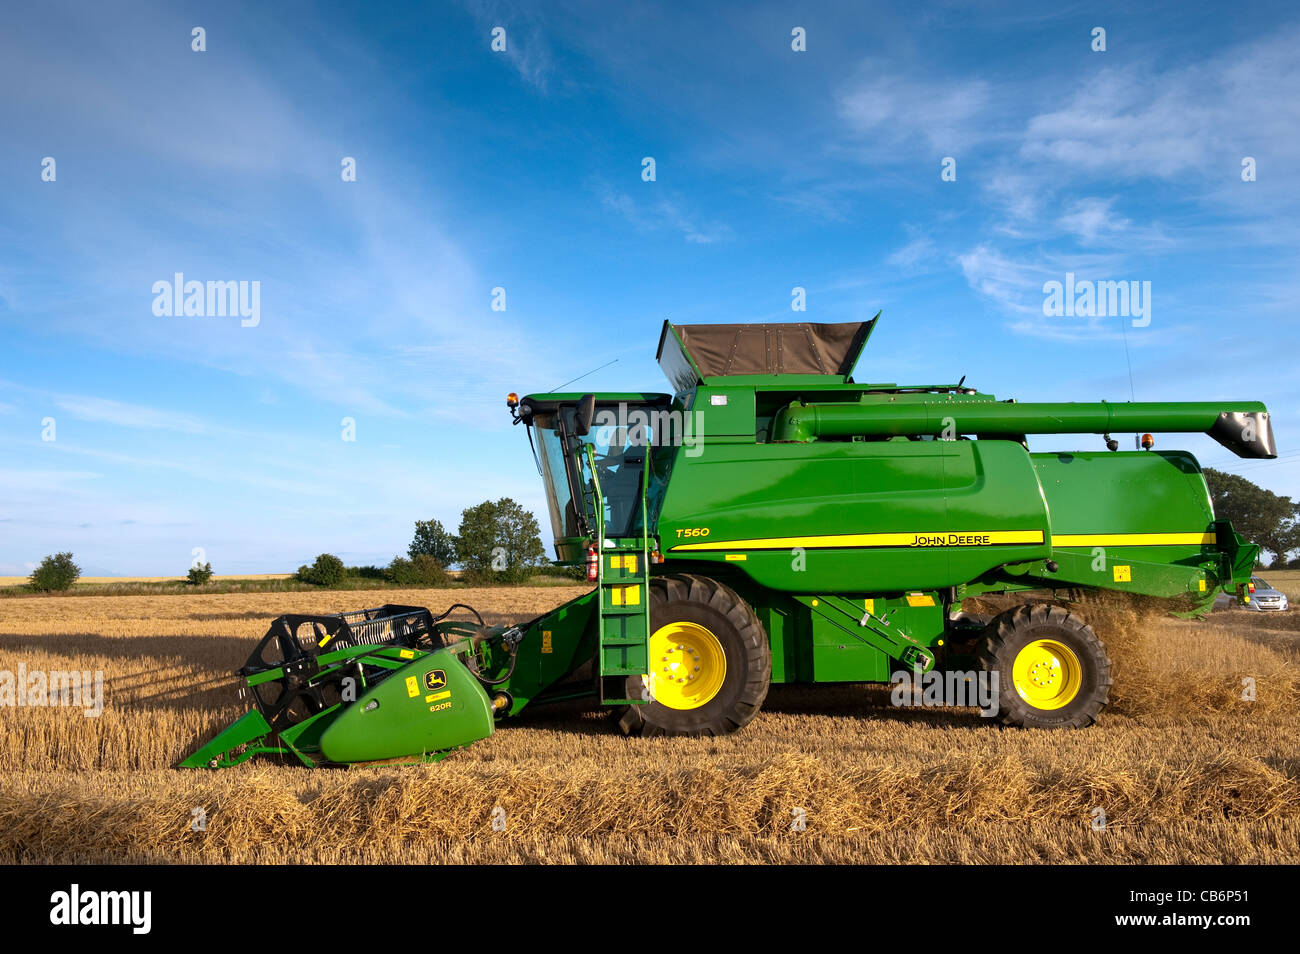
xmin=977 ymin=603 xmax=1112 ymax=728
xmin=617 ymin=574 xmax=771 ymax=737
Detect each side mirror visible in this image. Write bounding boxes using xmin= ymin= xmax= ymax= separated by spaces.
xmin=575 ymin=394 xmax=596 ymax=436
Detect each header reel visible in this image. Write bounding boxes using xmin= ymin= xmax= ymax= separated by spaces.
xmin=181 ymin=603 xmax=519 ymax=769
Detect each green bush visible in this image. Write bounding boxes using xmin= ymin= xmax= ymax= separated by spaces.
xmin=187 ymin=562 xmax=214 ymax=585
xmin=297 ymin=553 xmax=346 ymax=586
xmin=30 ymin=552 xmax=81 ymax=592
xmin=460 ymin=565 xmax=537 ymax=586
xmin=386 ymin=554 xmax=448 ymax=586
xmin=385 ymin=556 xmax=418 ymax=585
xmin=412 ymin=553 xmax=448 ymax=585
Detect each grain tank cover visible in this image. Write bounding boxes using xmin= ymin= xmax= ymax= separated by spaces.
xmin=656 ymin=317 xmax=877 ymax=391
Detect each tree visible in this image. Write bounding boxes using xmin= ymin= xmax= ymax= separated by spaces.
xmin=408 ymin=519 xmax=458 ymax=566
xmin=456 ymin=498 xmax=548 ymax=580
xmin=1204 ymin=469 xmax=1298 ymax=566
xmin=297 ymin=553 xmax=346 ymax=586
xmin=30 ymin=552 xmax=81 ymax=592
xmin=187 ymin=562 xmax=214 ymax=585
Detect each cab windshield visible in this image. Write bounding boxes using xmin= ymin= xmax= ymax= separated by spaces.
xmin=533 ymin=405 xmax=652 ymax=542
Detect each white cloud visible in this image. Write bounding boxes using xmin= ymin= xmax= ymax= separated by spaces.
xmin=1056 ymin=197 xmax=1130 ymax=244
xmin=837 ymin=65 xmax=995 ymax=153
xmin=983 ymin=172 xmax=1042 ymax=224
xmin=1020 ymin=28 xmax=1300 ymax=180
xmin=956 ymin=245 xmax=1047 ymax=316
xmin=886 ymin=236 xmax=937 ymax=269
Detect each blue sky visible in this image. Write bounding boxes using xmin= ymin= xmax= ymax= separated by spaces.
xmin=2 ymin=0 xmax=1298 ymax=575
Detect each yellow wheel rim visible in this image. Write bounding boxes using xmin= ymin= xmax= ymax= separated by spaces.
xmin=642 ymin=621 xmax=727 ymax=710
xmin=1012 ymin=638 xmax=1083 ymax=710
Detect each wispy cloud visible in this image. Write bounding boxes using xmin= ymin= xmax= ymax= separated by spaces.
xmin=1020 ymin=29 xmax=1300 ymax=182
xmin=837 ymin=63 xmax=997 ymax=155
xmin=53 ymin=396 xmax=209 ymax=434
xmin=458 ymin=0 xmax=555 ymax=90
xmin=1056 ymin=197 xmax=1130 ymax=244
xmin=886 ymin=235 xmax=938 ymax=270
xmin=956 ymin=245 xmax=1049 ymax=317
xmin=595 ymin=182 xmax=732 ymax=244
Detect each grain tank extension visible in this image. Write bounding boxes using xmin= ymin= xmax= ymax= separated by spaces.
xmin=184 ymin=317 xmax=1274 ymax=767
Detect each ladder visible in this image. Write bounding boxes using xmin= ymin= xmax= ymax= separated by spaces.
xmin=583 ymin=445 xmax=652 ymax=704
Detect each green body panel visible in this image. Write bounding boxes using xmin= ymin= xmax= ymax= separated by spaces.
xmin=798 ymin=594 xmax=940 ymax=677
xmin=318 ymin=650 xmax=493 ymax=763
xmin=1032 ymin=450 xmax=1213 ymax=532
xmin=657 ymin=436 xmax=1051 ymax=592
xmin=497 ymin=590 xmax=600 ymax=715
xmin=735 ymin=588 xmax=945 ymax=684
xmin=1030 ymin=450 xmax=1224 ymax=598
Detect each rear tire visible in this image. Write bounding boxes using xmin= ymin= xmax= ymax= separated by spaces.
xmin=617 ymin=574 xmax=771 ymax=737
xmin=977 ymin=603 xmax=1111 ymax=729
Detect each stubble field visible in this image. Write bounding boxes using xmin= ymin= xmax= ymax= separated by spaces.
xmin=0 ymin=584 xmax=1297 ymax=864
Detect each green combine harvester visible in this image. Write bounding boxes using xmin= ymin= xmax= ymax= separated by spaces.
xmin=183 ymin=317 xmax=1276 ymax=768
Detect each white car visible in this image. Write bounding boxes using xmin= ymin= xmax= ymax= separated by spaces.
xmin=1214 ymin=576 xmax=1290 ymax=611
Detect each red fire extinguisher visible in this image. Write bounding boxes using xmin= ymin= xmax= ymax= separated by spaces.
xmin=585 ymin=543 xmax=599 ymax=582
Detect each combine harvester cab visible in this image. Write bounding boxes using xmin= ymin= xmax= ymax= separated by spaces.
xmin=184 ymin=317 xmax=1275 ymax=768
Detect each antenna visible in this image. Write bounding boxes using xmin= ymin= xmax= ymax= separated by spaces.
xmin=548 ymin=358 xmax=619 ymax=393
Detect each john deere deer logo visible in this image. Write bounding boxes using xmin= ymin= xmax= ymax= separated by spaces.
xmin=424 ymin=669 xmax=447 ymax=691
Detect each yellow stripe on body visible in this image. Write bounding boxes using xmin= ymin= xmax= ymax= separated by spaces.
xmin=672 ymin=530 xmax=1045 ymax=552
xmin=1051 ymin=532 xmax=1216 ymax=547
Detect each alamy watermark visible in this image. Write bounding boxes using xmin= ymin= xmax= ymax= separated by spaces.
xmin=1042 ymin=272 xmax=1150 ymax=327
xmin=0 ymin=665 xmax=104 ymax=717
xmin=890 ymin=665 xmax=1000 ymax=717
xmin=152 ymin=273 xmax=260 ymax=327
xmin=50 ymin=884 xmax=150 ymax=934
xmin=592 ymin=403 xmax=704 ymax=458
